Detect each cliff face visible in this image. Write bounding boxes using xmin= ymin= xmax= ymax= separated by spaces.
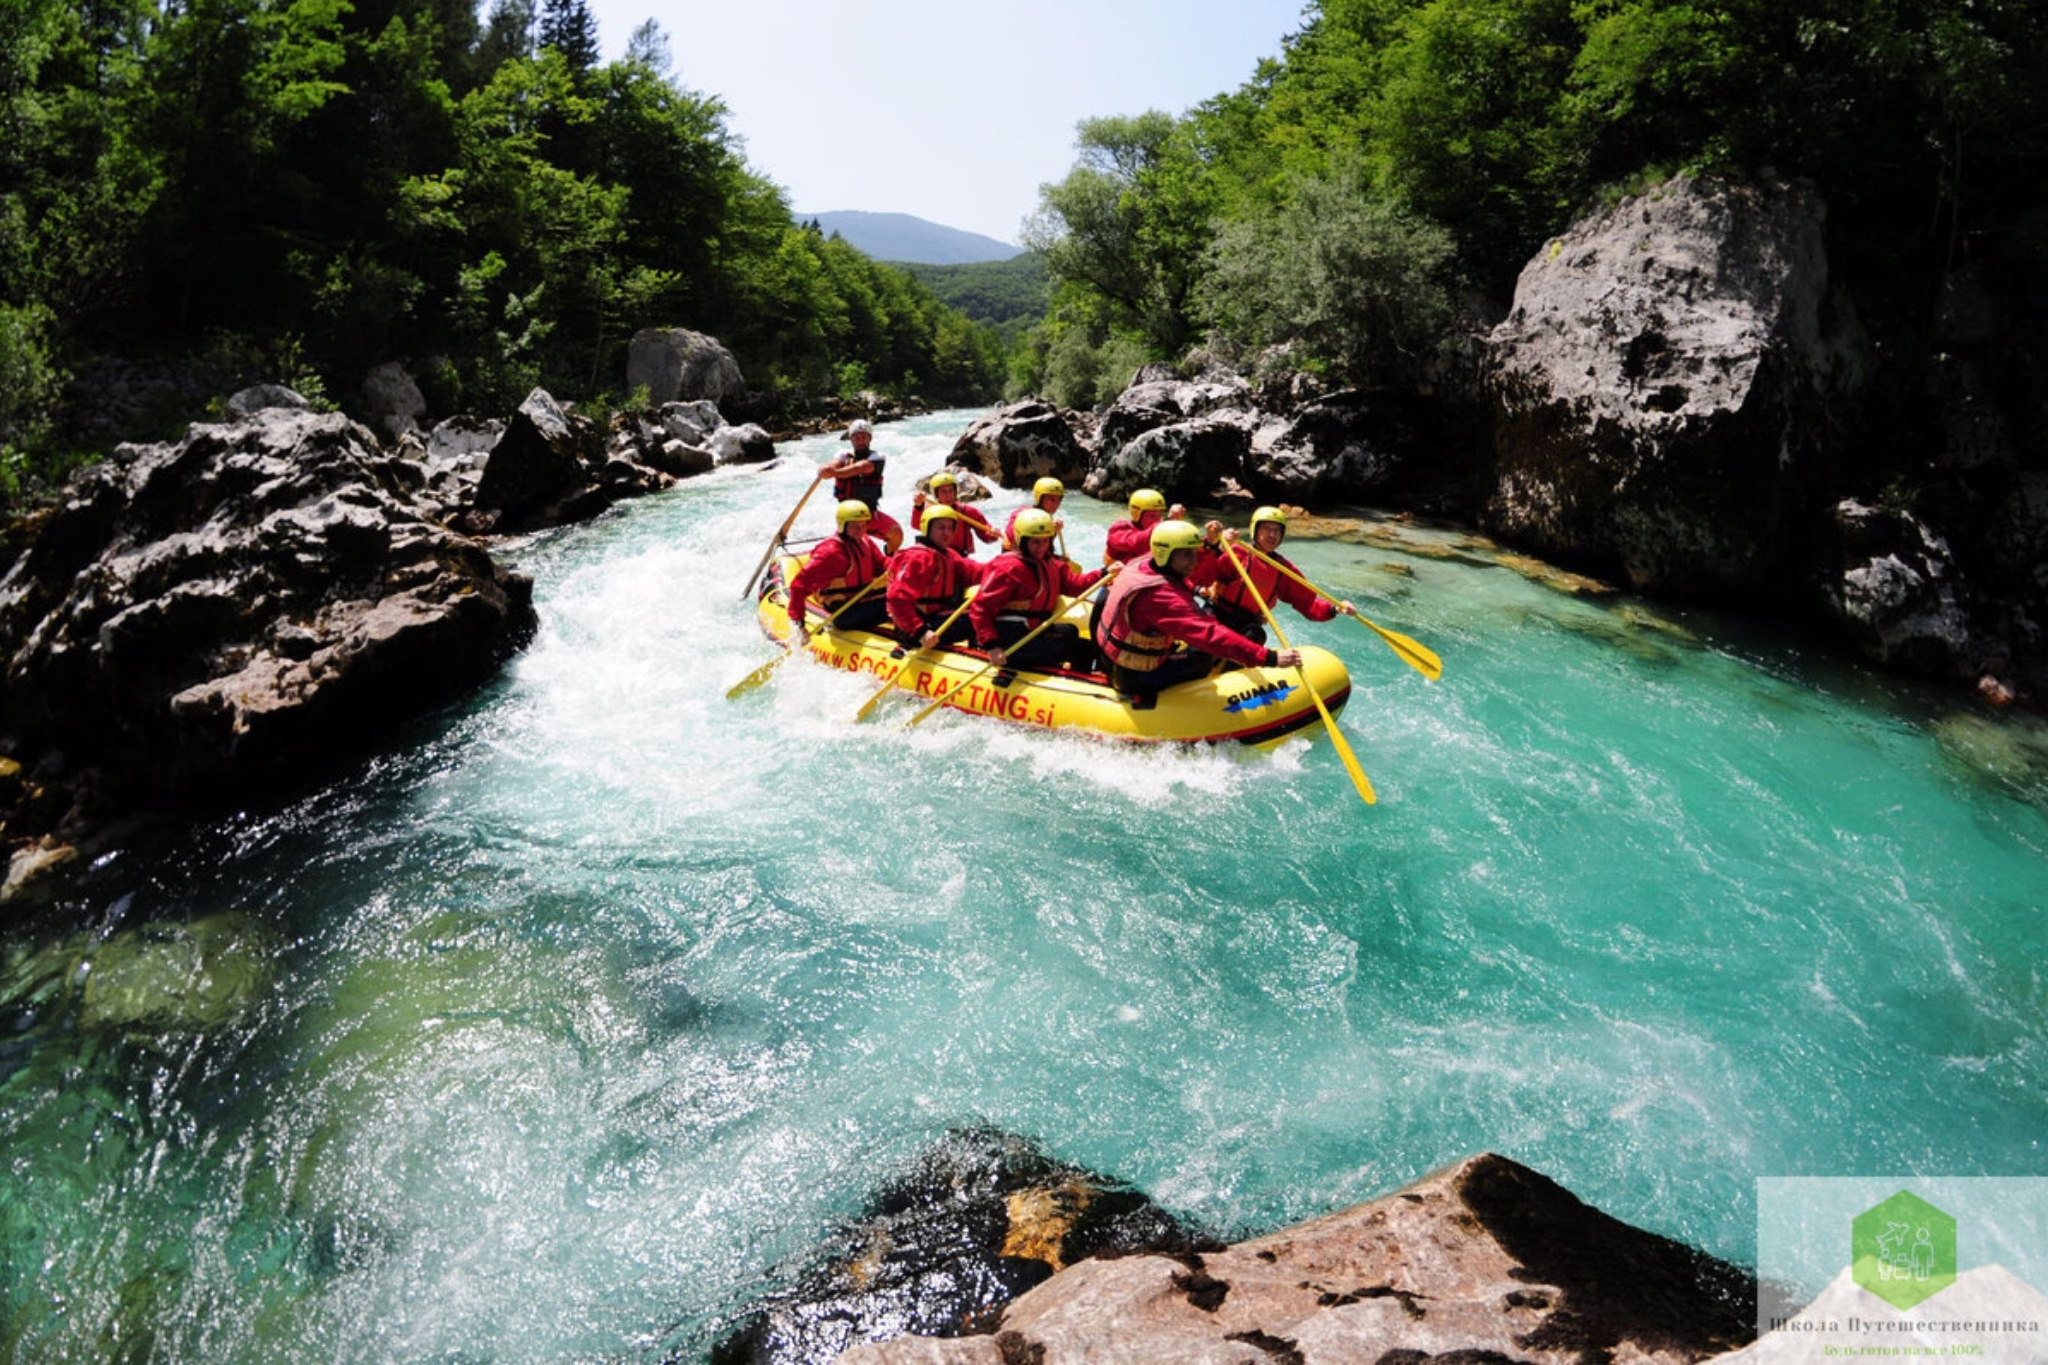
xmin=1478 ymin=172 xmax=2044 ymax=702
xmin=1484 ymin=175 xmax=1867 ymax=598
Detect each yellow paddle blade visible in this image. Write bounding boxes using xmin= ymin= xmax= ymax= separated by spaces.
xmin=1241 ymin=540 xmax=1441 ymax=682
xmin=1359 ymin=616 xmax=1443 ymax=681
xmin=725 ymin=653 xmax=787 ymax=699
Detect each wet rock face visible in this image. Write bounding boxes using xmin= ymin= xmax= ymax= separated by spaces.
xmin=948 ymin=402 xmax=1092 ymax=489
xmin=837 ymin=1153 xmax=1754 ymax=1365
xmin=0 ymin=407 xmax=536 ymax=805
xmin=708 ymin=1127 xmax=1204 ymax=1365
xmin=1083 ymin=416 xmax=1250 ymax=504
xmin=1818 ymin=499 xmax=1976 ymax=681
xmin=1485 ymin=173 xmax=1868 ymax=598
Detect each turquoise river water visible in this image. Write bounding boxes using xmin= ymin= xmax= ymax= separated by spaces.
xmin=4 ymin=409 xmax=2047 ymax=1362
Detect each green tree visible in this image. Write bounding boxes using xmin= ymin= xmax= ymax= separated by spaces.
xmin=1024 ymin=111 xmax=1204 ymax=355
xmin=536 ymin=0 xmax=600 ymax=75
xmin=1200 ymin=158 xmax=1461 ymax=388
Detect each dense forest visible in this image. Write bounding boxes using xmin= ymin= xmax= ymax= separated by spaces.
xmin=1018 ymin=0 xmax=2048 ymax=458
xmin=0 ymin=0 xmax=1008 ymax=505
xmin=897 ymin=256 xmax=1050 ymax=341
xmin=6 ymin=0 xmax=2044 ymax=511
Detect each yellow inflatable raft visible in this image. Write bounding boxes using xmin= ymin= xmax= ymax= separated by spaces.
xmin=755 ymin=553 xmax=1351 ymax=748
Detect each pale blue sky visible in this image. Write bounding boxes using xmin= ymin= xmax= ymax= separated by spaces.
xmin=583 ymin=0 xmax=1311 ymax=246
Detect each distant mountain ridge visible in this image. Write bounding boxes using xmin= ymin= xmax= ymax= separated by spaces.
xmin=799 ymin=211 xmax=1021 ymax=265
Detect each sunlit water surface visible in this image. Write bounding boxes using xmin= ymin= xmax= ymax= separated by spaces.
xmin=4 ymin=409 xmax=2046 ymax=1362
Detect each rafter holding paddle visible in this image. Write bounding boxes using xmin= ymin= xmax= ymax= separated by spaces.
xmin=902 ymin=576 xmax=1116 ymax=730
xmin=853 ymin=596 xmax=976 ymax=722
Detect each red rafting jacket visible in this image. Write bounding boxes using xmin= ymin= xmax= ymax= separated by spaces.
xmin=787 ymin=532 xmax=887 ymax=626
xmin=911 ymin=500 xmax=998 ymax=546
xmin=886 ymin=539 xmax=987 ymax=635
xmin=1098 ymin=558 xmax=1272 ymax=670
xmin=968 ymin=551 xmax=1105 ymax=646
xmin=1188 ymin=542 xmax=1337 ymax=622
xmin=1102 ymin=515 xmax=1158 ymax=566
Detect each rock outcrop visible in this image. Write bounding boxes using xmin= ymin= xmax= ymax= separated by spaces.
xmin=834 ymin=1153 xmax=1754 ymax=1365
xmin=710 ymin=1128 xmax=1201 ymax=1365
xmin=1085 ymin=416 xmax=1251 ymax=504
xmin=1484 ymin=173 xmax=1868 ymax=597
xmin=359 ymin=362 xmax=428 ymax=444
xmin=1816 ymin=499 xmax=1976 ymax=681
xmin=0 ymin=406 xmax=537 ymax=817
xmin=1075 ymin=368 xmax=1445 ymax=510
xmin=948 ymin=401 xmax=1091 ymax=489
xmin=627 ymin=327 xmax=747 ymax=409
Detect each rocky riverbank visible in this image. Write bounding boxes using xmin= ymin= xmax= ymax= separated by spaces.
xmin=952 ymin=172 xmax=2046 ymax=715
xmin=703 ymin=1137 xmax=1756 ymax=1365
xmin=0 ymin=332 xmax=808 ymax=907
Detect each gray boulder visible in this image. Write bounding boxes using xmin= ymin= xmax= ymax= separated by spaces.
xmin=1819 ymin=499 xmax=1975 ymax=680
xmin=1084 ymin=417 xmax=1251 ymax=504
xmin=473 ymin=389 xmax=608 ymax=527
xmin=710 ymin=422 xmax=775 ymax=465
xmin=0 ymin=408 xmax=535 ymax=804
xmin=1485 ymin=173 xmax=1868 ymax=596
xmin=1246 ymin=390 xmax=1409 ymax=502
xmin=415 ymin=415 xmax=502 ymax=519
xmin=1095 ymin=374 xmax=1254 ymax=463
xmin=359 ymin=362 xmax=428 ymax=444
xmin=839 ymin=1153 xmax=1753 ymax=1365
xmin=224 ymin=384 xmax=310 ymax=420
xmin=660 ymin=399 xmax=726 ymax=446
xmin=948 ymin=400 xmax=1090 ymax=489
xmin=627 ymin=327 xmax=746 ymax=408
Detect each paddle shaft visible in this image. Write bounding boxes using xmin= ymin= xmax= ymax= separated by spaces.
xmin=903 ymin=576 xmax=1113 ymax=730
xmin=724 ymin=570 xmax=887 ymax=699
xmin=1241 ymin=542 xmax=1442 ymax=682
xmin=1224 ymin=547 xmax=1376 ymax=806
xmin=854 ymin=594 xmax=975 ymax=721
xmin=738 ymin=470 xmax=826 ymax=601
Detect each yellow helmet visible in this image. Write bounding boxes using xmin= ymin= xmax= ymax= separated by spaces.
xmin=1250 ymin=505 xmax=1288 ymax=538
xmin=1013 ymin=508 xmax=1057 ymax=542
xmin=919 ymin=503 xmax=962 ymax=535
xmin=834 ymin=499 xmax=873 ymax=527
xmin=927 ymin=470 xmax=959 ymax=491
xmin=1148 ymin=519 xmax=1205 ymax=569
xmin=1129 ymin=488 xmax=1167 ymax=516
xmin=1032 ymin=476 xmax=1065 ymax=501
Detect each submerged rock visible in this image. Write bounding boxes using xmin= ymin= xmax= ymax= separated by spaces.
xmin=709 ymin=1127 xmax=1203 ymax=1365
xmin=77 ymin=912 xmax=273 ymax=1034
xmin=838 ymin=1153 xmax=1754 ymax=1365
